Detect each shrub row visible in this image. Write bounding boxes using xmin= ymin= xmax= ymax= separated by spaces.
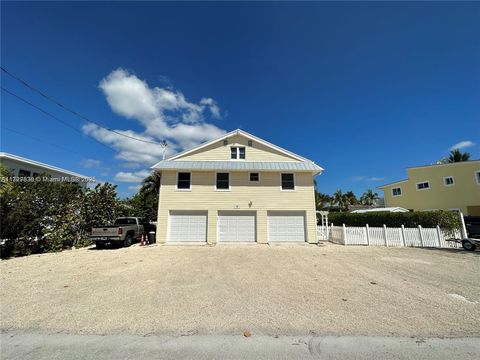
xmin=327 ymin=210 xmax=460 ymax=232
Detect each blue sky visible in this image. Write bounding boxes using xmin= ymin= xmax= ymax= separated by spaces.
xmin=1 ymin=2 xmax=479 ymax=197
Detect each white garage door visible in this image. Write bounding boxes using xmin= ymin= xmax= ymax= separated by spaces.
xmin=268 ymin=211 xmax=306 ymax=243
xmin=218 ymin=211 xmax=256 ymax=243
xmin=168 ymin=211 xmax=207 ymax=243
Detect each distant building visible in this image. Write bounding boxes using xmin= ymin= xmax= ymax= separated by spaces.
xmin=0 ymin=152 xmax=92 ymax=188
xmin=378 ymin=160 xmax=480 ymax=216
xmin=351 ymin=207 xmax=409 ymax=214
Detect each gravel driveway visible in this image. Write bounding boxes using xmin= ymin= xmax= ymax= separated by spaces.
xmin=1 ymin=243 xmax=479 ymax=337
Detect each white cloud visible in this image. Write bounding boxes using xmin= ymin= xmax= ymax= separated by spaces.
xmin=352 ymin=176 xmax=385 ymax=182
xmin=449 ymin=141 xmax=475 ymax=151
xmin=81 ymin=158 xmax=102 ymax=168
xmin=369 ymin=177 xmax=385 ymax=182
xmin=114 ymin=170 xmax=151 ymax=183
xmin=84 ymin=68 xmax=227 ymax=188
xmin=128 ymin=185 xmax=142 ymax=192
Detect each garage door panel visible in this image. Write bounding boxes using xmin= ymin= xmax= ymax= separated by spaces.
xmin=168 ymin=211 xmax=207 ymax=243
xmin=268 ymin=211 xmax=306 ymax=243
xmin=218 ymin=211 xmax=256 ymax=243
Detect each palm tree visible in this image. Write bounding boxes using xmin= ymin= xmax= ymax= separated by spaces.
xmin=315 ymin=192 xmax=331 ymax=210
xmin=141 ymin=171 xmax=161 ymax=197
xmin=360 ymin=189 xmax=379 ymax=205
xmin=0 ymin=164 xmax=13 ymax=196
xmin=447 ymin=149 xmax=470 ymax=163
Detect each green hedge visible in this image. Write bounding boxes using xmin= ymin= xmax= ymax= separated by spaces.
xmin=327 ymin=211 xmax=460 ymax=232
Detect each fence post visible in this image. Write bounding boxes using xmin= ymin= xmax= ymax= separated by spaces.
xmin=459 ymin=212 xmax=468 ymax=239
xmin=436 ymin=226 xmax=442 ymax=248
xmin=418 ymin=225 xmax=424 ymax=247
xmin=401 ymin=225 xmax=406 ymax=247
xmin=365 ymin=224 xmax=370 ymax=246
xmin=342 ymin=224 xmax=347 ymax=245
xmin=383 ymin=224 xmax=388 ymax=247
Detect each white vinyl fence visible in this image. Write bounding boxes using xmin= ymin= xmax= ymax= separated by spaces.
xmin=325 ymin=224 xmax=461 ymax=248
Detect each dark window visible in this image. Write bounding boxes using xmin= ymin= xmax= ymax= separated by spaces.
xmin=230 ymin=147 xmax=246 ymax=160
xmin=281 ymin=173 xmax=295 ymax=190
xmin=417 ymin=181 xmax=430 ymax=190
xmin=18 ymin=169 xmax=31 ymax=177
xmin=114 ymin=218 xmax=137 ymax=225
xmin=216 ymin=173 xmax=229 ymax=190
xmin=392 ymin=187 xmax=402 ymax=196
xmin=177 ymin=172 xmax=191 ymax=189
xmin=249 ymin=173 xmax=259 ymax=182
xmin=239 ymin=147 xmax=245 ymax=159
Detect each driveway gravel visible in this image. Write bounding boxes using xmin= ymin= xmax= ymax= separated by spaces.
xmin=1 ymin=243 xmax=479 ymax=337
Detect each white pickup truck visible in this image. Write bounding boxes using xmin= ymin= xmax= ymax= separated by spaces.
xmin=89 ymin=217 xmax=149 ymax=248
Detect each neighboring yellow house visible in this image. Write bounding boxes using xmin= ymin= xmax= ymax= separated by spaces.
xmin=378 ymin=160 xmax=480 ymax=216
xmin=152 ymin=129 xmax=323 ymax=244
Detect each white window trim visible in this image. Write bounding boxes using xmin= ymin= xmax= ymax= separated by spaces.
xmin=443 ymin=176 xmax=455 ymax=187
xmin=248 ymin=172 xmax=260 ymax=183
xmin=230 ymin=146 xmax=246 ymax=161
xmin=175 ymin=171 xmax=192 ymax=191
xmin=391 ymin=187 xmax=402 ymax=197
xmin=215 ymin=172 xmax=231 ymax=192
xmin=416 ymin=180 xmax=430 ymax=191
xmin=280 ymin=173 xmax=296 ymax=191
xmin=475 ymin=170 xmax=480 ymax=185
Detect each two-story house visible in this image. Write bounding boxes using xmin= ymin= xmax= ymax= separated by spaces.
xmin=378 ymin=160 xmax=480 ymax=216
xmin=152 ymin=129 xmax=323 ymax=244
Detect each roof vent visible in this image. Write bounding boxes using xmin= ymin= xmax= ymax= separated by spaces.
xmin=248 ymin=140 xmax=253 ymax=147
xmin=223 ymin=140 xmax=228 ymax=146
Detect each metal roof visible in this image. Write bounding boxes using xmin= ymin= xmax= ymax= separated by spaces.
xmin=0 ymin=152 xmax=90 ymax=179
xmin=152 ymin=160 xmax=323 ymax=173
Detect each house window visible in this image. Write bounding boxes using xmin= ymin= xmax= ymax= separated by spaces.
xmin=416 ymin=181 xmax=430 ymax=190
xmin=444 ymin=176 xmax=454 ymax=187
xmin=176 ymin=172 xmax=191 ymax=190
xmin=281 ymin=173 xmax=295 ymax=190
xmin=18 ymin=169 xmax=31 ymax=177
xmin=392 ymin=187 xmax=402 ymax=196
xmin=249 ymin=173 xmax=259 ymax=182
xmin=231 ymin=147 xmax=246 ymax=160
xmin=476 ymin=171 xmax=480 ymax=185
xmin=216 ymin=173 xmax=229 ymax=190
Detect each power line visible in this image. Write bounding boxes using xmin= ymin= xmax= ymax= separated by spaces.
xmin=2 ymin=126 xmax=87 ymax=157
xmin=1 ymin=86 xmax=116 ymax=152
xmin=1 ymin=66 xmax=167 ymax=147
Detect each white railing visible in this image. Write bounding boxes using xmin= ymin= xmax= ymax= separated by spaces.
xmin=320 ymin=224 xmax=461 ymax=248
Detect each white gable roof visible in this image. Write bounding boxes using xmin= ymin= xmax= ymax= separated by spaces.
xmin=157 ymin=129 xmax=317 ymax=164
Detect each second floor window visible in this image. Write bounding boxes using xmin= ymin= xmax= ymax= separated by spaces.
xmin=216 ymin=173 xmax=230 ymax=190
xmin=392 ymin=187 xmax=402 ymax=196
xmin=444 ymin=176 xmax=454 ymax=186
xmin=416 ymin=181 xmax=430 ymax=190
xmin=177 ymin=172 xmax=191 ymax=190
xmin=281 ymin=173 xmax=295 ymax=190
xmin=231 ymin=147 xmax=245 ymax=160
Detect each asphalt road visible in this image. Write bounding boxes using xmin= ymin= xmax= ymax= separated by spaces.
xmin=1 ymin=331 xmax=479 ymax=360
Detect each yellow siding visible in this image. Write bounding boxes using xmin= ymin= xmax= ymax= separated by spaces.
xmin=156 ymin=171 xmax=317 ymax=244
xmin=174 ymin=134 xmax=299 ymax=162
xmin=381 ymin=161 xmax=480 ymax=215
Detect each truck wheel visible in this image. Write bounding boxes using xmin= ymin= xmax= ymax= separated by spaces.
xmin=462 ymin=240 xmax=476 ymax=251
xmin=96 ymin=242 xmax=105 ymax=249
xmin=123 ymin=235 xmax=133 ymax=248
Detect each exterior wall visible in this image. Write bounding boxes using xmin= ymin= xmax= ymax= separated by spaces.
xmin=381 ymin=161 xmax=480 ymax=215
xmin=174 ymin=135 xmax=298 ymax=162
xmin=156 ymin=170 xmax=317 ymax=244
xmin=0 ymin=157 xmax=89 ymax=188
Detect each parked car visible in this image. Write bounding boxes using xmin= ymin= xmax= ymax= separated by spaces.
xmin=89 ymin=217 xmax=149 ymax=248
xmin=464 ymin=216 xmax=480 ymax=239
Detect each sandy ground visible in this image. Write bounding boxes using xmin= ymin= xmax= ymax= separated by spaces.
xmin=1 ymin=243 xmax=479 ymax=337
